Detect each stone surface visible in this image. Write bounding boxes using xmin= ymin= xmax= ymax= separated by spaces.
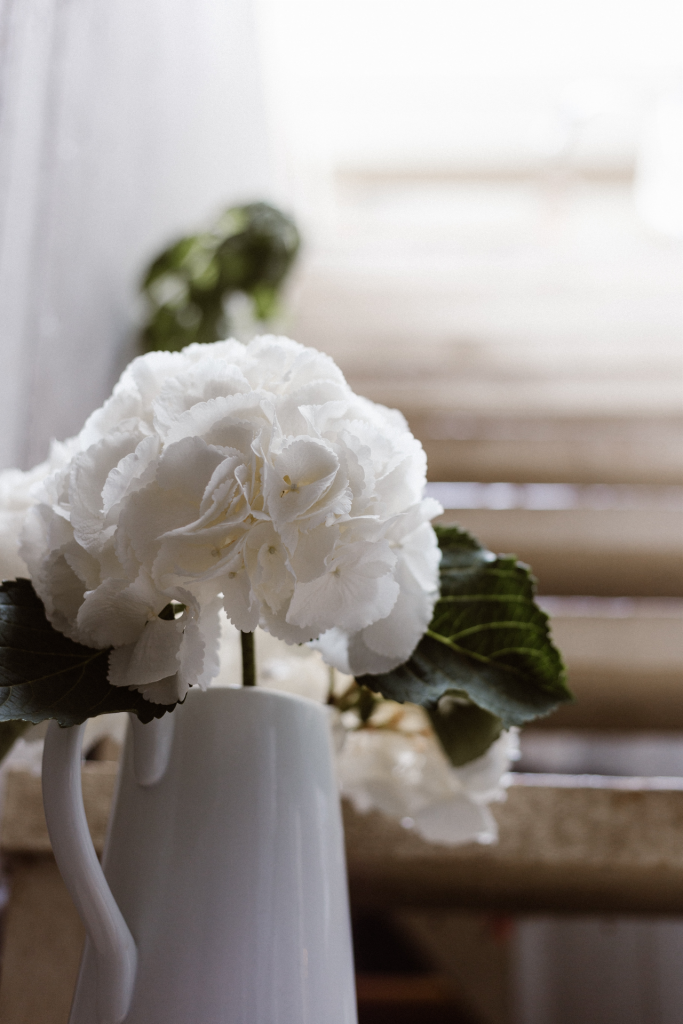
xmin=4 ymin=766 xmax=683 ymax=914
xmin=344 ymin=781 xmax=683 ymax=914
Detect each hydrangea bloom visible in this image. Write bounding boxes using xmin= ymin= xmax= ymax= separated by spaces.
xmin=0 ymin=441 xmax=77 ymax=580
xmin=336 ymin=720 xmax=518 ymax=846
xmin=21 ymin=337 xmax=441 ymax=703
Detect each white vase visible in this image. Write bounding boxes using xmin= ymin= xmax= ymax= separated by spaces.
xmin=42 ymin=687 xmax=358 ymax=1024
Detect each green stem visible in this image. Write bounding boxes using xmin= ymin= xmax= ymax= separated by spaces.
xmin=326 ymin=665 xmax=336 ymax=705
xmin=241 ymin=631 xmax=256 ymax=687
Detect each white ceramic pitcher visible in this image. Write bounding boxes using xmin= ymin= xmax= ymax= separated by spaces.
xmin=42 ymin=687 xmax=358 ymax=1024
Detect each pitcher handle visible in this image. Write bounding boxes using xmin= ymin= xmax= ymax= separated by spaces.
xmin=42 ymin=721 xmax=137 ymax=1024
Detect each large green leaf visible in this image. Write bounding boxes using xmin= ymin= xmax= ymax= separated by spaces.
xmin=0 ymin=580 xmax=173 ymax=727
xmin=427 ymin=699 xmax=503 ymax=767
xmin=358 ymin=524 xmax=571 ymax=730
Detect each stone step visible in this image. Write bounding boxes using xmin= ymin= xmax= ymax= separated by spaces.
xmin=535 ymin=609 xmax=683 ymax=730
xmin=344 ymin=777 xmax=683 ymax=916
xmin=415 ymin=414 xmax=683 ymax=486
xmin=437 ymin=508 xmax=683 ymax=597
xmin=4 ymin=765 xmax=683 ymax=914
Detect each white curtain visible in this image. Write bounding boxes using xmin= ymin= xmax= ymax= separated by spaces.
xmin=0 ymin=0 xmax=273 ymax=470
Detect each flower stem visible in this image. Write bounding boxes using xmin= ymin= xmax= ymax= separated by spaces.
xmin=326 ymin=665 xmax=336 ymax=704
xmin=241 ymin=631 xmax=256 ymax=687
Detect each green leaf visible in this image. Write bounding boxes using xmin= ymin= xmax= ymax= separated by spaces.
xmin=140 ymin=202 xmax=300 ymax=354
xmin=358 ymin=524 xmax=571 ymax=730
xmin=428 ymin=698 xmax=503 ymax=767
xmin=0 ymin=580 xmax=174 ymax=728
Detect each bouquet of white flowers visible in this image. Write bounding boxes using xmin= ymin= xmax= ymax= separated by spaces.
xmin=0 ymin=336 xmax=570 ymax=777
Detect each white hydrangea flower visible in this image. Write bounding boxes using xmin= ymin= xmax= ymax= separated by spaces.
xmin=20 ymin=337 xmax=441 ymax=704
xmin=336 ymin=715 xmax=519 ymax=847
xmin=0 ymin=440 xmax=77 ymax=581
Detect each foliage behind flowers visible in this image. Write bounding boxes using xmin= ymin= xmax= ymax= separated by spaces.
xmin=140 ymin=203 xmax=300 ymax=353
xmin=18 ymin=337 xmax=441 ymax=707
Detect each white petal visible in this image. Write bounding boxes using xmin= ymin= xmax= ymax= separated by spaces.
xmin=101 ymin=434 xmax=160 ymax=514
xmin=177 ymin=597 xmax=222 ymax=693
xmin=35 ymin=548 xmax=87 ymax=641
xmin=245 ymin=522 xmax=295 ymax=614
xmin=265 ymin=438 xmax=344 ymax=527
xmin=309 ymin=627 xmax=352 ymax=674
xmin=259 ymin=606 xmax=319 ymax=645
xmin=76 ymin=578 xmax=153 ymax=648
xmin=222 ymin=569 xmax=260 ymax=632
xmin=358 ymin=564 xmax=434 ymax=663
xmin=108 ymin=617 xmax=183 ymax=689
xmin=346 ymin=633 xmax=402 ymax=676
xmin=287 ymin=563 xmax=399 ymax=633
xmin=412 ymin=797 xmax=498 ymax=846
xmin=132 ymin=675 xmax=184 ymax=705
xmin=69 ymin=432 xmax=144 ymax=551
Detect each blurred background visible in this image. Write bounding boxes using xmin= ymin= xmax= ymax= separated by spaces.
xmin=0 ymin=0 xmax=681 ymax=1021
